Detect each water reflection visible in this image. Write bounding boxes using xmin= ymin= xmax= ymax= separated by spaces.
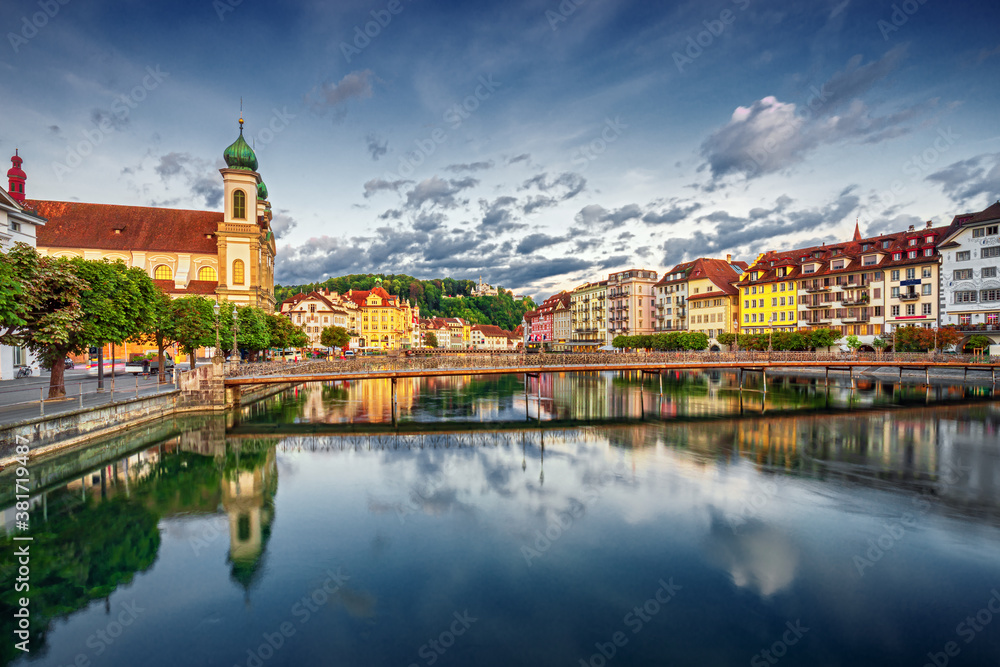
xmin=1 ymin=375 xmax=999 ymax=666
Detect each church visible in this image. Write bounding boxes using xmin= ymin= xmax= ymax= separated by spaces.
xmin=20 ymin=119 xmax=277 ymax=312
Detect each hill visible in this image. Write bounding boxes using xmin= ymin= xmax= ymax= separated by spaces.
xmin=275 ymin=274 xmax=536 ymax=332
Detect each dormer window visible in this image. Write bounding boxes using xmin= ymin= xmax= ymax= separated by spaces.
xmin=863 ymin=255 xmax=877 ymax=266
xmin=893 ymin=252 xmax=902 ymax=261
xmin=832 ymin=260 xmax=845 ymax=270
xmin=908 ymin=238 xmax=917 ymax=246
xmin=882 ymin=240 xmax=891 ymax=249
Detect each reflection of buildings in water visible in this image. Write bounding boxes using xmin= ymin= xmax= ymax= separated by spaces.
xmin=936 ymin=411 xmax=1000 ymax=509
xmin=223 ymin=445 xmax=278 ymax=590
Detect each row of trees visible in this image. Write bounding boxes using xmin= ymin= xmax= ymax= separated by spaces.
xmin=0 ymin=244 xmax=309 ymax=399
xmin=275 ymin=273 xmax=536 ymax=332
xmin=612 ymin=333 xmax=711 ymax=351
xmin=716 ymin=328 xmax=842 ymax=351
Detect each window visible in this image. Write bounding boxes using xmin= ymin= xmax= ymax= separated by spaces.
xmin=954 ymin=291 xmax=977 ymax=303
xmin=744 ymin=314 xmax=749 ymax=323
xmin=780 ymin=282 xmax=786 ymax=291
xmin=882 ymin=240 xmax=891 ymax=249
xmin=832 ymin=260 xmax=845 ymax=270
xmin=863 ymin=255 xmax=877 ymax=266
xmin=780 ymin=297 xmax=786 ymax=306
xmin=891 ymin=287 xmax=900 ymax=297
xmin=972 ymin=228 xmax=984 ymax=238
xmin=789 ymin=296 xmax=795 ymax=305
xmin=233 ymin=189 xmax=247 ymax=220
xmin=908 ymin=238 xmax=918 ymax=246
xmin=891 ymin=270 xmax=900 ymax=281
xmin=744 ymin=300 xmax=749 ymax=309
xmin=922 ymin=303 xmax=932 ymax=315
xmin=957 ymin=251 xmax=971 ymax=261
xmin=772 ymin=298 xmax=778 ymax=306
xmin=198 ymin=266 xmax=217 ymax=281
xmin=924 ymin=248 xmax=933 ymax=257
xmin=953 ymin=269 xmax=973 ymax=280
xmin=984 ymin=247 xmax=1000 ymax=259
xmin=232 ymin=259 xmax=245 ymax=285
xmin=990 ymin=225 xmax=1000 ymax=235
xmin=893 ymin=253 xmax=902 ymax=261
xmin=780 ymin=311 xmax=786 ymax=321
xmin=891 ymin=305 xmax=900 ymax=316
xmin=922 ymin=284 xmax=932 ymax=295
xmin=908 ymin=251 xmax=917 ymax=259
xmin=922 ymin=267 xmax=932 ymax=278
xmin=982 ymin=290 xmax=1000 ymax=302
xmin=906 ymin=304 xmax=916 ymax=316
xmin=154 ymin=264 xmax=172 ymax=280
xmin=10 ymin=221 xmax=20 ymax=232
xmin=904 ymin=268 xmax=914 ymax=280
xmin=985 ymin=267 xmax=998 ymax=278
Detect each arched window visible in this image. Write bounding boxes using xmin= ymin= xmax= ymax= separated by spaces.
xmin=233 ymin=189 xmax=246 ymax=220
xmin=232 ymin=259 xmax=245 ymax=285
xmin=154 ymin=264 xmax=172 ymax=280
xmin=198 ymin=266 xmax=218 ymax=281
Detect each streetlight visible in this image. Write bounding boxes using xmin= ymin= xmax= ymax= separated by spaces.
xmin=231 ymin=307 xmax=240 ymax=363
xmin=213 ymin=302 xmax=221 ymax=360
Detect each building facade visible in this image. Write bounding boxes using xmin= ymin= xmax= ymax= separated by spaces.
xmin=654 ymin=262 xmax=694 ymax=331
xmin=279 ymin=289 xmax=354 ymax=349
xmin=570 ymin=280 xmax=607 ymax=351
xmin=607 ymin=269 xmax=658 ymax=344
xmin=343 ymin=281 xmax=417 ymax=350
xmin=939 ymin=202 xmax=1000 ymax=344
xmin=31 ymin=120 xmax=277 ymax=312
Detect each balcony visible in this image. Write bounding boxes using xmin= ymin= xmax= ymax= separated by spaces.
xmin=898 ymin=292 xmax=920 ymax=301
xmin=839 ymin=297 xmax=870 ymax=307
xmin=842 ymin=314 xmax=870 ymax=323
xmin=953 ymin=323 xmax=1000 ymax=333
xmin=805 ymin=285 xmax=831 ymax=293
xmin=805 ymin=301 xmax=828 ymax=309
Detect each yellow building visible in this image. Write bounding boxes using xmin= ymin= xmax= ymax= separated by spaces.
xmin=737 ymin=257 xmax=799 ymax=334
xmin=673 ymin=258 xmax=746 ymax=340
xmin=345 ymin=279 xmax=416 ymax=349
xmin=570 ymin=280 xmax=608 ymax=351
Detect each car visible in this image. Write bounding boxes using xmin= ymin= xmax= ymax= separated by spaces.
xmin=64 ymin=357 xmax=74 ymax=369
xmin=343 ymin=350 xmax=356 ymax=358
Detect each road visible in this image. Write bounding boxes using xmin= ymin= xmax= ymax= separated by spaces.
xmin=0 ymin=367 xmax=180 ymax=427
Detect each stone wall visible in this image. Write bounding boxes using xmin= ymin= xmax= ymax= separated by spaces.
xmin=177 ymin=358 xmax=227 ymax=409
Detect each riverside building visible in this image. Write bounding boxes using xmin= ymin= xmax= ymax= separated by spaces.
xmin=939 ymin=201 xmax=1000 ymax=345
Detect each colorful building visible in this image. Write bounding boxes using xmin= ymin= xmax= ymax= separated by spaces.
xmin=606 ymin=269 xmax=658 ymax=344
xmin=570 ymin=280 xmax=608 ymax=351
xmin=939 ymin=201 xmax=1000 ymax=345
xmin=344 ymin=280 xmax=417 ymax=350
xmin=683 ymin=258 xmax=746 ymax=342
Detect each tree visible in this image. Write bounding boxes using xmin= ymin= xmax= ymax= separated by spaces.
xmin=267 ymin=314 xmax=308 ymax=351
xmin=425 ymin=331 xmax=439 ymax=348
xmin=872 ymin=336 xmax=888 ymax=358
xmin=807 ymin=328 xmax=839 ymax=350
xmin=170 ymin=296 xmax=217 ymax=370
xmin=134 ymin=288 xmax=178 ymax=383
xmin=321 ymin=325 xmax=351 ymax=349
xmin=967 ymin=335 xmax=991 ymax=352
xmin=846 ymin=334 xmax=862 ymax=355
xmin=717 ymin=333 xmax=736 ymax=347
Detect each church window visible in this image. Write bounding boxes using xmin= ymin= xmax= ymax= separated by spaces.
xmin=198 ymin=266 xmax=217 ymax=281
xmin=232 ymin=259 xmax=245 ymax=285
xmin=233 ymin=190 xmax=247 ymax=220
xmin=154 ymin=264 xmax=172 ymax=280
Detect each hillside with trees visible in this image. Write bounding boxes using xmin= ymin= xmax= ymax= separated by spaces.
xmin=275 ymin=273 xmax=536 ymax=332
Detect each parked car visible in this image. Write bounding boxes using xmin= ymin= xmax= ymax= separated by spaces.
xmin=64 ymin=357 xmax=74 ymax=369
xmin=343 ymin=350 xmax=356 ymax=358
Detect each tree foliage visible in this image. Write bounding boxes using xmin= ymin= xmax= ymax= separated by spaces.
xmin=320 ymin=325 xmax=351 ymax=349
xmin=425 ymin=331 xmax=439 ymax=348
xmin=611 ymin=333 xmax=709 ymax=351
xmin=268 ymin=313 xmax=309 ymax=350
xmin=169 ymin=296 xmax=217 ymax=370
xmin=892 ymin=326 xmax=962 ymax=352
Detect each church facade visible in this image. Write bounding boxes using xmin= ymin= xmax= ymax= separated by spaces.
xmin=25 ymin=120 xmax=277 ymax=312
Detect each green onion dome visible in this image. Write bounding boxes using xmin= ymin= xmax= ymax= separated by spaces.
xmin=223 ymin=123 xmax=258 ymax=172
xmin=257 ymin=181 xmax=268 ymax=200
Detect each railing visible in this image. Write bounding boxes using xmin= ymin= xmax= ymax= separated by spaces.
xmin=898 ymin=293 xmax=920 ymax=301
xmin=953 ymin=324 xmax=1000 ymax=333
xmin=225 ymin=351 xmax=1000 ymax=379
xmin=805 ymin=286 xmax=830 ymax=292
xmin=0 ymin=374 xmax=179 ymax=418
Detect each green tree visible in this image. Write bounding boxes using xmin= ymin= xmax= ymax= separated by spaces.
xmin=267 ymin=313 xmax=308 ymax=351
xmin=133 ymin=288 xmax=179 ymax=383
xmin=807 ymin=328 xmax=840 ymax=350
xmin=967 ymin=334 xmax=992 ymax=352
xmin=846 ymin=334 xmax=862 ymax=355
xmin=425 ymin=331 xmax=439 ymax=348
xmin=321 ymin=325 xmax=351 ymax=349
xmin=170 ymin=296 xmax=217 ymax=370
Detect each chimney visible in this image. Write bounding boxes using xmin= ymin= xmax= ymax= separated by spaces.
xmin=726 ymin=254 xmax=732 ymax=263
xmin=926 ymin=220 xmax=932 ymax=228
xmin=908 ymin=224 xmax=915 ymax=231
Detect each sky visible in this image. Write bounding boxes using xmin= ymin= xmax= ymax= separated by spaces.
xmin=2 ymin=0 xmax=999 ymax=299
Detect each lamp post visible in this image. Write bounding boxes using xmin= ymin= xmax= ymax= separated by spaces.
xmin=231 ymin=308 xmax=240 ymax=363
xmin=213 ymin=302 xmax=221 ymax=359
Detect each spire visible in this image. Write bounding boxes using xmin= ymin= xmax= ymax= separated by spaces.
xmin=853 ymin=219 xmax=861 ymax=242
xmin=7 ymin=149 xmax=26 ymax=203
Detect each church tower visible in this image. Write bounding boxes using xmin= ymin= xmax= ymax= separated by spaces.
xmin=216 ymin=117 xmax=276 ymax=312
xmin=7 ymin=150 xmax=26 ymax=203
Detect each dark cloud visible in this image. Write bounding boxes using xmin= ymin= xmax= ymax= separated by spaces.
xmin=507 ymin=153 xmax=531 ymax=165
xmin=520 ymin=171 xmax=587 ymax=200
xmin=574 ymin=203 xmax=643 ymax=227
xmin=516 ymin=233 xmax=566 ymax=254
xmin=270 ymin=211 xmax=298 ymax=239
xmin=479 ymin=196 xmax=524 ymax=234
xmin=379 ymin=208 xmax=403 ymax=220
xmin=365 ymin=133 xmax=388 ymax=161
xmin=154 ymin=152 xmax=186 ymax=178
xmin=642 ymin=200 xmax=702 ymax=225
xmin=446 ymin=161 xmax=495 ymax=172
xmin=926 ymin=152 xmax=1000 ymax=206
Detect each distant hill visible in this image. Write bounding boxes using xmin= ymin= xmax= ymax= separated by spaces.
xmin=275 ymin=273 xmax=536 ymax=332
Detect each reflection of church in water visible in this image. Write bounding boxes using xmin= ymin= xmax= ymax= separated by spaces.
xmin=222 ymin=444 xmax=277 ymax=589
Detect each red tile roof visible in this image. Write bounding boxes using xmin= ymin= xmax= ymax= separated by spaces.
xmin=29 ymin=200 xmax=222 ymax=254
xmin=153 ymin=279 xmax=219 ymax=295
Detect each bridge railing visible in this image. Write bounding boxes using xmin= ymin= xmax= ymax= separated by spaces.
xmin=224 ymin=351 xmax=998 ymax=378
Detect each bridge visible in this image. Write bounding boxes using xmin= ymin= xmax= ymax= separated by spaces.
xmin=225 ymin=352 xmax=1000 ymax=387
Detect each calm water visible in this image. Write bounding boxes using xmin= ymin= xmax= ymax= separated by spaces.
xmin=2 ymin=371 xmax=1000 ymax=667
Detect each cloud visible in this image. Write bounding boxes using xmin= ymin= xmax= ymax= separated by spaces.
xmin=516 ymin=233 xmax=566 ymax=254
xmin=306 ymin=70 xmax=375 ymax=113
xmin=363 ymin=177 xmax=413 ymax=198
xmin=270 ymin=211 xmax=298 ymax=239
xmin=365 ymin=133 xmax=388 ymax=161
xmin=446 ymin=161 xmax=495 ymax=172
xmin=520 ymin=171 xmax=587 ymax=199
xmin=660 ymin=189 xmax=859 ymax=266
xmin=404 ymin=176 xmax=479 ymax=209
xmin=479 ymin=196 xmax=524 ymax=234
xmin=146 ymin=151 xmax=222 ymax=208
xmin=507 ymin=153 xmax=531 ymax=165
xmin=698 ymin=47 xmax=926 ymax=182
xmin=574 ymin=203 xmax=643 ymax=227
xmin=926 ymin=152 xmax=1000 ymax=207
xmin=90 ymin=108 xmax=129 ymax=131
xmin=154 ymin=152 xmax=186 ymax=178
xmin=642 ymin=200 xmax=702 ymax=225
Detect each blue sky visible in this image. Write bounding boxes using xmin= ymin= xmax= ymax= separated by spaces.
xmin=2 ymin=0 xmax=998 ymax=297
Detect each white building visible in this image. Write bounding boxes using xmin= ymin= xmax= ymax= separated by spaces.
xmin=939 ymin=201 xmax=1000 ymax=346
xmin=1 ymin=151 xmax=46 ymax=379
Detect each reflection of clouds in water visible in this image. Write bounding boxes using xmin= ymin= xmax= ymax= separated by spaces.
xmin=704 ymin=515 xmax=799 ymax=598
